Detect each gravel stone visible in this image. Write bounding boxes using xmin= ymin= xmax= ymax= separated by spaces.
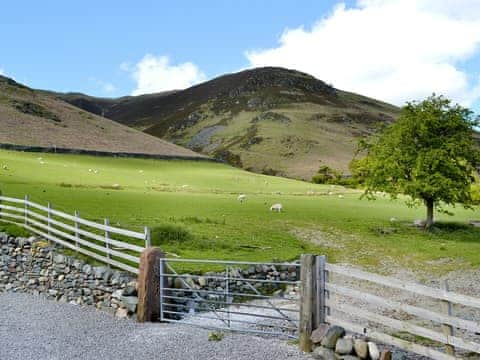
xmin=335 ymin=337 xmax=353 ymax=355
xmin=320 ymin=326 xmax=345 ymax=349
xmin=0 ymin=292 xmax=306 ymax=360
xmin=368 ymin=342 xmax=380 ymax=360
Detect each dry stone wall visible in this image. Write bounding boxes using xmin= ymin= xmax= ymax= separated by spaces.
xmin=0 ymin=233 xmax=139 ymax=318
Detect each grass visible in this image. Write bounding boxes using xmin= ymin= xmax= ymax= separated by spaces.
xmin=0 ymin=149 xmax=479 ymax=274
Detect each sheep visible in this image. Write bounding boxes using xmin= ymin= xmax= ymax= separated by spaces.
xmin=2 ymin=164 xmax=7 ymax=170
xmin=88 ymin=169 xmax=93 ymax=172
xmin=270 ymin=203 xmax=283 ymax=212
xmin=390 ymin=217 xmax=397 ymax=222
xmin=94 ymin=170 xmax=99 ymax=174
xmin=338 ymin=194 xmax=344 ymax=199
xmin=237 ymin=194 xmax=247 ymax=203
xmin=39 ymin=161 xmax=45 ymax=165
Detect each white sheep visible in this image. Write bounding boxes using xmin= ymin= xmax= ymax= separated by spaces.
xmin=270 ymin=203 xmax=283 ymax=212
xmin=88 ymin=168 xmax=93 ymax=172
xmin=94 ymin=169 xmax=99 ymax=174
xmin=338 ymin=194 xmax=344 ymax=199
xmin=2 ymin=164 xmax=7 ymax=170
xmin=237 ymin=194 xmax=247 ymax=203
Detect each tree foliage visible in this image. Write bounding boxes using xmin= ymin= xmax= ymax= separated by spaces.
xmin=357 ymin=94 xmax=479 ymax=227
xmin=312 ymin=165 xmax=341 ymax=184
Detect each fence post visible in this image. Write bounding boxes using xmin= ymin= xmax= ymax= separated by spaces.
xmin=159 ymin=257 xmax=164 ymax=322
xmin=315 ymin=255 xmax=327 ymax=328
xmin=24 ymin=195 xmax=29 ymax=225
xmin=104 ymin=218 xmax=111 ymax=268
xmin=299 ymin=254 xmax=316 ymax=353
xmin=226 ymin=264 xmax=231 ymax=328
xmin=144 ymin=226 xmax=151 ymax=248
xmin=47 ymin=202 xmax=52 ymax=237
xmin=441 ymin=280 xmax=455 ymax=356
xmin=74 ymin=210 xmax=80 ymax=254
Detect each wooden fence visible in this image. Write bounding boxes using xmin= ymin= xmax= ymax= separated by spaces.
xmin=300 ymin=255 xmax=480 ymax=359
xmin=0 ymin=195 xmax=148 ymax=274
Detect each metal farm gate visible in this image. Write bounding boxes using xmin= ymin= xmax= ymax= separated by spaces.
xmin=159 ymin=258 xmax=301 ymax=338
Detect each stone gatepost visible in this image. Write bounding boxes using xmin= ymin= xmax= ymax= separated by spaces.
xmin=137 ymin=247 xmax=165 ymax=322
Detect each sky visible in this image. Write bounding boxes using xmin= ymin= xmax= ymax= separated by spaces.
xmin=1 ymin=0 xmax=480 ymax=112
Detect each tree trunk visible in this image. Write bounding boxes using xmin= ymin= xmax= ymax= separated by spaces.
xmin=425 ymin=199 xmax=434 ymax=229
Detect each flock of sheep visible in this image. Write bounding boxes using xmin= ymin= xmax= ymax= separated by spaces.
xmin=0 ymin=159 xmax=346 ymax=215
xmin=237 ymin=194 xmax=283 ymax=212
xmin=237 ymin=187 xmax=346 ymax=212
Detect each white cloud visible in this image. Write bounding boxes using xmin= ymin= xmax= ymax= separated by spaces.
xmin=0 ymin=67 xmax=4 ymax=76
xmin=128 ymin=54 xmax=206 ymax=95
xmin=88 ymin=77 xmax=117 ymax=95
xmin=119 ymin=61 xmax=131 ymax=72
xmin=245 ymin=0 xmax=480 ymax=106
xmin=102 ymin=82 xmax=116 ymax=94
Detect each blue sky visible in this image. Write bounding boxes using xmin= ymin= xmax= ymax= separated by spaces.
xmin=1 ymin=0 xmax=480 ymax=113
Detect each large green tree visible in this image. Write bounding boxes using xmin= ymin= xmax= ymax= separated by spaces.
xmin=358 ymin=94 xmax=479 ymax=228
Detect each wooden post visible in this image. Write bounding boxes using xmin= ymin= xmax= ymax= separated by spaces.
xmin=74 ymin=210 xmax=80 ymax=253
xmin=137 ymin=247 xmax=165 ymax=322
xmin=104 ymin=218 xmax=111 ymax=268
xmin=441 ymin=280 xmax=455 ymax=356
xmin=315 ymin=255 xmax=327 ymax=328
xmin=299 ymin=254 xmax=316 ymax=353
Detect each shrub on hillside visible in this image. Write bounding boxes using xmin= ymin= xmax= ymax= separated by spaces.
xmin=472 ymin=183 xmax=480 ymax=205
xmin=150 ymin=224 xmax=193 ymax=246
xmin=311 ymin=165 xmax=340 ymax=184
xmin=12 ymin=100 xmax=61 ymax=122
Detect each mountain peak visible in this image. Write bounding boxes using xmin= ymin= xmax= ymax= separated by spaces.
xmin=56 ymin=66 xmax=399 ymax=179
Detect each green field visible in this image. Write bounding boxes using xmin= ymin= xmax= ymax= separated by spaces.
xmin=1 ymin=149 xmax=479 ymax=274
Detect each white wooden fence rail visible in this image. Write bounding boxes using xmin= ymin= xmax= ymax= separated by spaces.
xmin=0 ymin=195 xmax=148 ymax=274
xmin=320 ymin=260 xmax=480 ymax=360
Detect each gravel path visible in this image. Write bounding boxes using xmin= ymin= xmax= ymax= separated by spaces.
xmin=0 ymin=292 xmax=306 ymax=360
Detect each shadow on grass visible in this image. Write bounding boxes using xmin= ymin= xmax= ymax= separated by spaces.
xmin=426 ymin=221 xmax=480 ymax=243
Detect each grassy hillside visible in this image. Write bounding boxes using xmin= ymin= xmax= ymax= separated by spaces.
xmin=1 ymin=149 xmax=479 ymax=274
xmin=58 ymin=67 xmax=400 ymax=179
xmin=0 ymin=75 xmax=205 ymax=158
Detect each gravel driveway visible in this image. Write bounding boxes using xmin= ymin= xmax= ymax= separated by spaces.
xmin=0 ymin=292 xmax=306 ymax=360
